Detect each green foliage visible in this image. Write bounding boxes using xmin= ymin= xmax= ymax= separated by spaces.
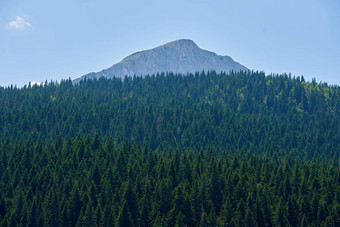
xmin=0 ymin=137 xmax=338 ymax=226
xmin=0 ymin=71 xmax=339 ymax=226
xmin=0 ymin=71 xmax=339 ymax=161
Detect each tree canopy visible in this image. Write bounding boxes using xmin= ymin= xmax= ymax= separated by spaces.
xmin=0 ymin=71 xmax=339 ymax=226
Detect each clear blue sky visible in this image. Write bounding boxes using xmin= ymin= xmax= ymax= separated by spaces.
xmin=1 ymin=0 xmax=339 ymax=87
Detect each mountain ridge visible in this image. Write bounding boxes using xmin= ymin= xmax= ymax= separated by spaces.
xmin=74 ymin=39 xmax=248 ymax=82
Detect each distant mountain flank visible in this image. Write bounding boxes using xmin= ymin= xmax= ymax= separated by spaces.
xmin=74 ymin=39 xmax=248 ymax=82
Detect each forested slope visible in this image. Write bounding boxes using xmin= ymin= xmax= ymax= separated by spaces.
xmin=1 ymin=71 xmax=340 ymax=161
xmin=0 ymin=138 xmax=339 ymax=226
xmin=0 ymin=71 xmax=340 ymax=226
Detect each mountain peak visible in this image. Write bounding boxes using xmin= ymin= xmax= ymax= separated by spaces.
xmin=163 ymin=39 xmax=198 ymax=48
xmin=76 ymin=39 xmax=248 ymax=82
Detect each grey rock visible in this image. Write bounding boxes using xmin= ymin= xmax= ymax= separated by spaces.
xmin=74 ymin=39 xmax=248 ymax=82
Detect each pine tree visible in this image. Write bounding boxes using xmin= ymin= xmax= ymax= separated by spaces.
xmin=300 ymin=214 xmax=308 ymax=227
xmin=274 ymin=198 xmax=288 ymax=227
xmin=207 ymin=207 xmax=217 ymax=227
xmin=139 ymin=181 xmax=150 ymax=227
xmin=116 ymin=201 xmax=132 ymax=227
xmin=81 ymin=203 xmax=97 ymax=227
xmin=69 ymin=185 xmax=82 ymax=226
xmin=287 ymin=195 xmax=298 ymax=226
xmin=311 ymin=193 xmax=319 ymax=224
xmin=27 ymin=198 xmax=38 ymax=227
xmin=299 ymin=196 xmax=311 ymax=223
xmin=43 ymin=188 xmax=60 ymax=227
xmin=123 ymin=181 xmax=138 ymax=226
xmin=100 ymin=205 xmax=114 ymax=227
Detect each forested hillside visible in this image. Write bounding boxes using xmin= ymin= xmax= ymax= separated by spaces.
xmin=0 ymin=71 xmax=339 ymax=226
xmin=1 ymin=71 xmax=340 ymax=161
xmin=0 ymin=137 xmax=339 ymax=226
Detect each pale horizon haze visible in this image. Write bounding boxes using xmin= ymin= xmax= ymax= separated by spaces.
xmin=0 ymin=0 xmax=339 ymax=87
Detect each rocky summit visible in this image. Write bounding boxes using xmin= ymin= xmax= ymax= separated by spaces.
xmin=75 ymin=39 xmax=248 ymax=82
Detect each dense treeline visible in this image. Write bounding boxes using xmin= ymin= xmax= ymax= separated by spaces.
xmin=0 ymin=71 xmax=340 ymax=161
xmin=0 ymin=137 xmax=339 ymax=226
xmin=0 ymin=71 xmax=340 ymax=226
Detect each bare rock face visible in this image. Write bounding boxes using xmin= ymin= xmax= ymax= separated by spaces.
xmin=75 ymin=39 xmax=248 ymax=82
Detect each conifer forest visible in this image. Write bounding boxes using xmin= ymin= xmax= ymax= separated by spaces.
xmin=0 ymin=71 xmax=339 ymax=226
